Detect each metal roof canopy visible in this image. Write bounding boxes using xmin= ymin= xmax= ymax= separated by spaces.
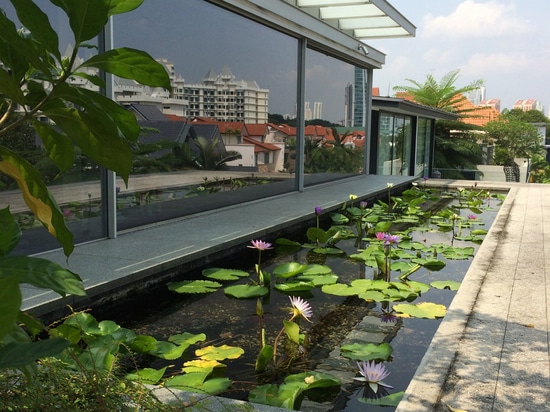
xmin=206 ymin=0 xmax=415 ymax=70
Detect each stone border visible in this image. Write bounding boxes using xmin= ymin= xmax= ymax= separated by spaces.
xmin=395 ymin=185 xmax=515 ymax=411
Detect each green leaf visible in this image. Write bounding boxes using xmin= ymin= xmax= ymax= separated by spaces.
xmin=340 ymin=342 xmax=393 ymax=361
xmin=302 ymin=264 xmax=332 ymax=275
xmin=0 ymin=256 xmax=85 ymax=297
xmin=283 ymin=320 xmax=300 ymax=345
xmin=359 ymin=391 xmax=404 ymax=406
xmin=167 ymin=280 xmax=221 ymax=294
xmin=32 ymin=122 xmax=75 ymax=172
xmin=0 ymin=338 xmax=70 ymax=368
xmin=443 ymin=246 xmax=475 ymax=260
xmin=255 ymin=344 xmax=274 ymax=372
xmin=297 ymin=274 xmax=338 ymax=286
xmin=165 ymin=373 xmax=232 ymax=395
xmin=0 ymin=274 xmax=22 ymax=341
xmin=274 ymin=281 xmax=315 ymax=293
xmin=51 ymin=0 xmax=111 ymax=43
xmin=224 ymin=284 xmax=269 ymax=299
xmin=273 ymin=262 xmax=308 ymax=278
xmin=330 ymin=212 xmax=349 ymax=224
xmin=125 ymin=367 xmax=167 ymax=385
xmin=0 ymin=67 xmax=25 ymax=104
xmin=411 ymin=257 xmax=446 ymax=271
xmin=0 ymin=207 xmax=21 ymax=257
xmin=430 ymin=280 xmax=461 ymax=291
xmin=202 ymin=267 xmax=249 ymax=281
xmin=10 ymin=0 xmax=60 ymax=61
xmin=0 ymin=147 xmax=74 ymax=256
xmin=195 ymin=344 xmax=244 ymax=361
xmin=393 ymin=302 xmax=447 ymax=319
xmin=83 ymin=48 xmax=171 ymax=89
xmin=321 ymin=283 xmax=358 ymax=296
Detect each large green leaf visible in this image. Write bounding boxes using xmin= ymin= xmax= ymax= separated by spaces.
xmin=195 ymin=345 xmax=244 ymax=361
xmin=202 ymin=267 xmax=249 ymax=281
xmin=164 ymin=373 xmax=232 ymax=395
xmin=359 ymin=391 xmax=404 ymax=406
xmin=255 ymin=344 xmax=274 ymax=372
xmin=273 ymin=262 xmax=308 ymax=278
xmin=125 ymin=367 xmax=167 ymax=385
xmin=340 ymin=342 xmax=393 ymax=361
xmin=0 ymin=256 xmax=85 ymax=297
xmin=45 ymin=108 xmax=134 ymax=184
xmin=51 ymin=0 xmax=111 ymax=43
xmin=0 ymin=274 xmax=22 ymax=341
xmin=0 ymin=67 xmax=25 ymax=104
xmin=83 ymin=48 xmax=171 ymax=89
xmin=393 ymin=302 xmax=447 ymax=319
xmin=0 ymin=147 xmax=74 ymax=256
xmin=108 ymin=0 xmax=144 ymax=15
xmin=31 ymin=122 xmax=75 ymax=172
xmin=0 ymin=208 xmax=21 ymax=257
xmin=0 ymin=338 xmax=70 ymax=368
xmin=167 ymin=280 xmax=221 ymax=294
xmin=10 ymin=0 xmax=60 ymax=61
xmin=274 ymin=281 xmax=315 ymax=293
xmin=283 ymin=320 xmax=300 ymax=345
xmin=224 ymin=284 xmax=269 ymax=299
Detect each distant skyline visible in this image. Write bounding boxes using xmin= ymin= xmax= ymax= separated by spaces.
xmin=2 ymin=0 xmax=549 ymax=122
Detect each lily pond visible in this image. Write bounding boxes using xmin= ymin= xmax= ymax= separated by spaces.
xmin=61 ymin=184 xmax=503 ymax=411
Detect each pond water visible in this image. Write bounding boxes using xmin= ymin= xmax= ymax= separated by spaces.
xmin=107 ymin=189 xmax=502 ymax=411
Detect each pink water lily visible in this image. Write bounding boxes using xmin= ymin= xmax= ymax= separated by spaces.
xmin=247 ymin=240 xmax=273 ymax=251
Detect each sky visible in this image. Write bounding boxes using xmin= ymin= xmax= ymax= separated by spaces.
xmin=2 ymin=0 xmax=549 ymax=123
xmin=371 ymin=0 xmax=550 ymax=115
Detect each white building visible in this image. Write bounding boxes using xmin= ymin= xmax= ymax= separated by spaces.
xmin=184 ymin=65 xmax=268 ymax=123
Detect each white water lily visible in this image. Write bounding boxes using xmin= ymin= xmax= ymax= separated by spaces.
xmin=353 ymin=360 xmax=393 ymax=393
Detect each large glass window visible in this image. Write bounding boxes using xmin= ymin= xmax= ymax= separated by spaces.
xmin=112 ymin=0 xmax=298 ymax=231
xmin=416 ymin=118 xmax=431 ymax=176
xmin=303 ymin=50 xmax=364 ymax=186
xmin=377 ymin=112 xmax=412 ymax=176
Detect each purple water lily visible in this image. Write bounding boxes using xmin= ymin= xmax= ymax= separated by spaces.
xmin=353 ymin=360 xmax=393 ymax=393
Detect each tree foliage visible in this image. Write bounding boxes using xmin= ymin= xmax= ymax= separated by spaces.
xmin=392 ymin=69 xmax=484 ymax=114
xmin=484 ymin=119 xmax=544 ymax=165
xmin=0 ymin=0 xmax=170 ymax=378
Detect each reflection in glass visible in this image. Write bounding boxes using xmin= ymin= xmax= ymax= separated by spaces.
xmin=303 ymin=50 xmax=364 ymax=185
xmin=112 ymin=0 xmax=298 ymax=231
xmin=377 ymin=113 xmax=412 ymax=176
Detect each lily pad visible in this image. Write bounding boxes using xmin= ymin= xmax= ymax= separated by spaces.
xmin=393 ymin=302 xmax=447 ymax=319
xmin=202 ymin=267 xmax=249 ymax=281
xmin=224 ymin=284 xmax=269 ymax=299
xmin=167 ymin=280 xmax=222 ymax=294
xmin=274 ymin=281 xmax=315 ymax=293
xmin=297 ymin=274 xmax=338 ymax=286
xmin=340 ymin=342 xmax=393 ymax=361
xmin=322 ymin=283 xmax=359 ymax=296
xmin=195 ymin=344 xmax=244 ymax=361
xmin=302 ymin=264 xmax=333 ymax=275
xmin=273 ymin=262 xmax=308 ymax=278
xmin=430 ymin=280 xmax=461 ymax=291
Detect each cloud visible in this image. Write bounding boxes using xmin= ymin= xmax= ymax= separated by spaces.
xmin=422 ymin=0 xmax=530 ymax=39
xmin=461 ymin=52 xmax=532 ymax=77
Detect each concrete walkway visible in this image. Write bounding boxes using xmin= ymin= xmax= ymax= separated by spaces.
xmin=397 ymin=182 xmax=550 ymax=412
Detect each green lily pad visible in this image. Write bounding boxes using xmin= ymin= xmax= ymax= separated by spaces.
xmin=224 ymin=284 xmax=269 ymax=299
xmin=359 ymin=391 xmax=404 ymax=406
xmin=273 ymin=262 xmax=308 ymax=278
xmin=322 ymin=283 xmax=359 ymax=296
xmin=297 ymin=274 xmax=338 ymax=286
xmin=164 ymin=373 xmax=232 ymax=395
xmin=167 ymin=280 xmax=222 ymax=294
xmin=430 ymin=280 xmax=461 ymax=291
xmin=393 ymin=302 xmax=447 ymax=319
xmin=302 ymin=264 xmax=333 ymax=275
xmin=443 ymin=246 xmax=475 ymax=260
xmin=202 ymin=267 xmax=249 ymax=281
xmin=195 ymin=344 xmax=244 ymax=361
xmin=125 ymin=367 xmax=167 ymax=385
xmin=274 ymin=281 xmax=315 ymax=293
xmin=340 ymin=342 xmax=393 ymax=361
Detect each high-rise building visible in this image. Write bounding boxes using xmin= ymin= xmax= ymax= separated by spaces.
xmin=353 ymin=67 xmax=367 ymax=127
xmin=344 ymin=83 xmax=353 ymax=127
xmin=313 ymin=102 xmax=323 ymax=120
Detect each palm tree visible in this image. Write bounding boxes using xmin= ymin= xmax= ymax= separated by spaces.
xmin=393 ymin=69 xmax=484 ymax=114
xmin=393 ymin=70 xmax=485 ymax=178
